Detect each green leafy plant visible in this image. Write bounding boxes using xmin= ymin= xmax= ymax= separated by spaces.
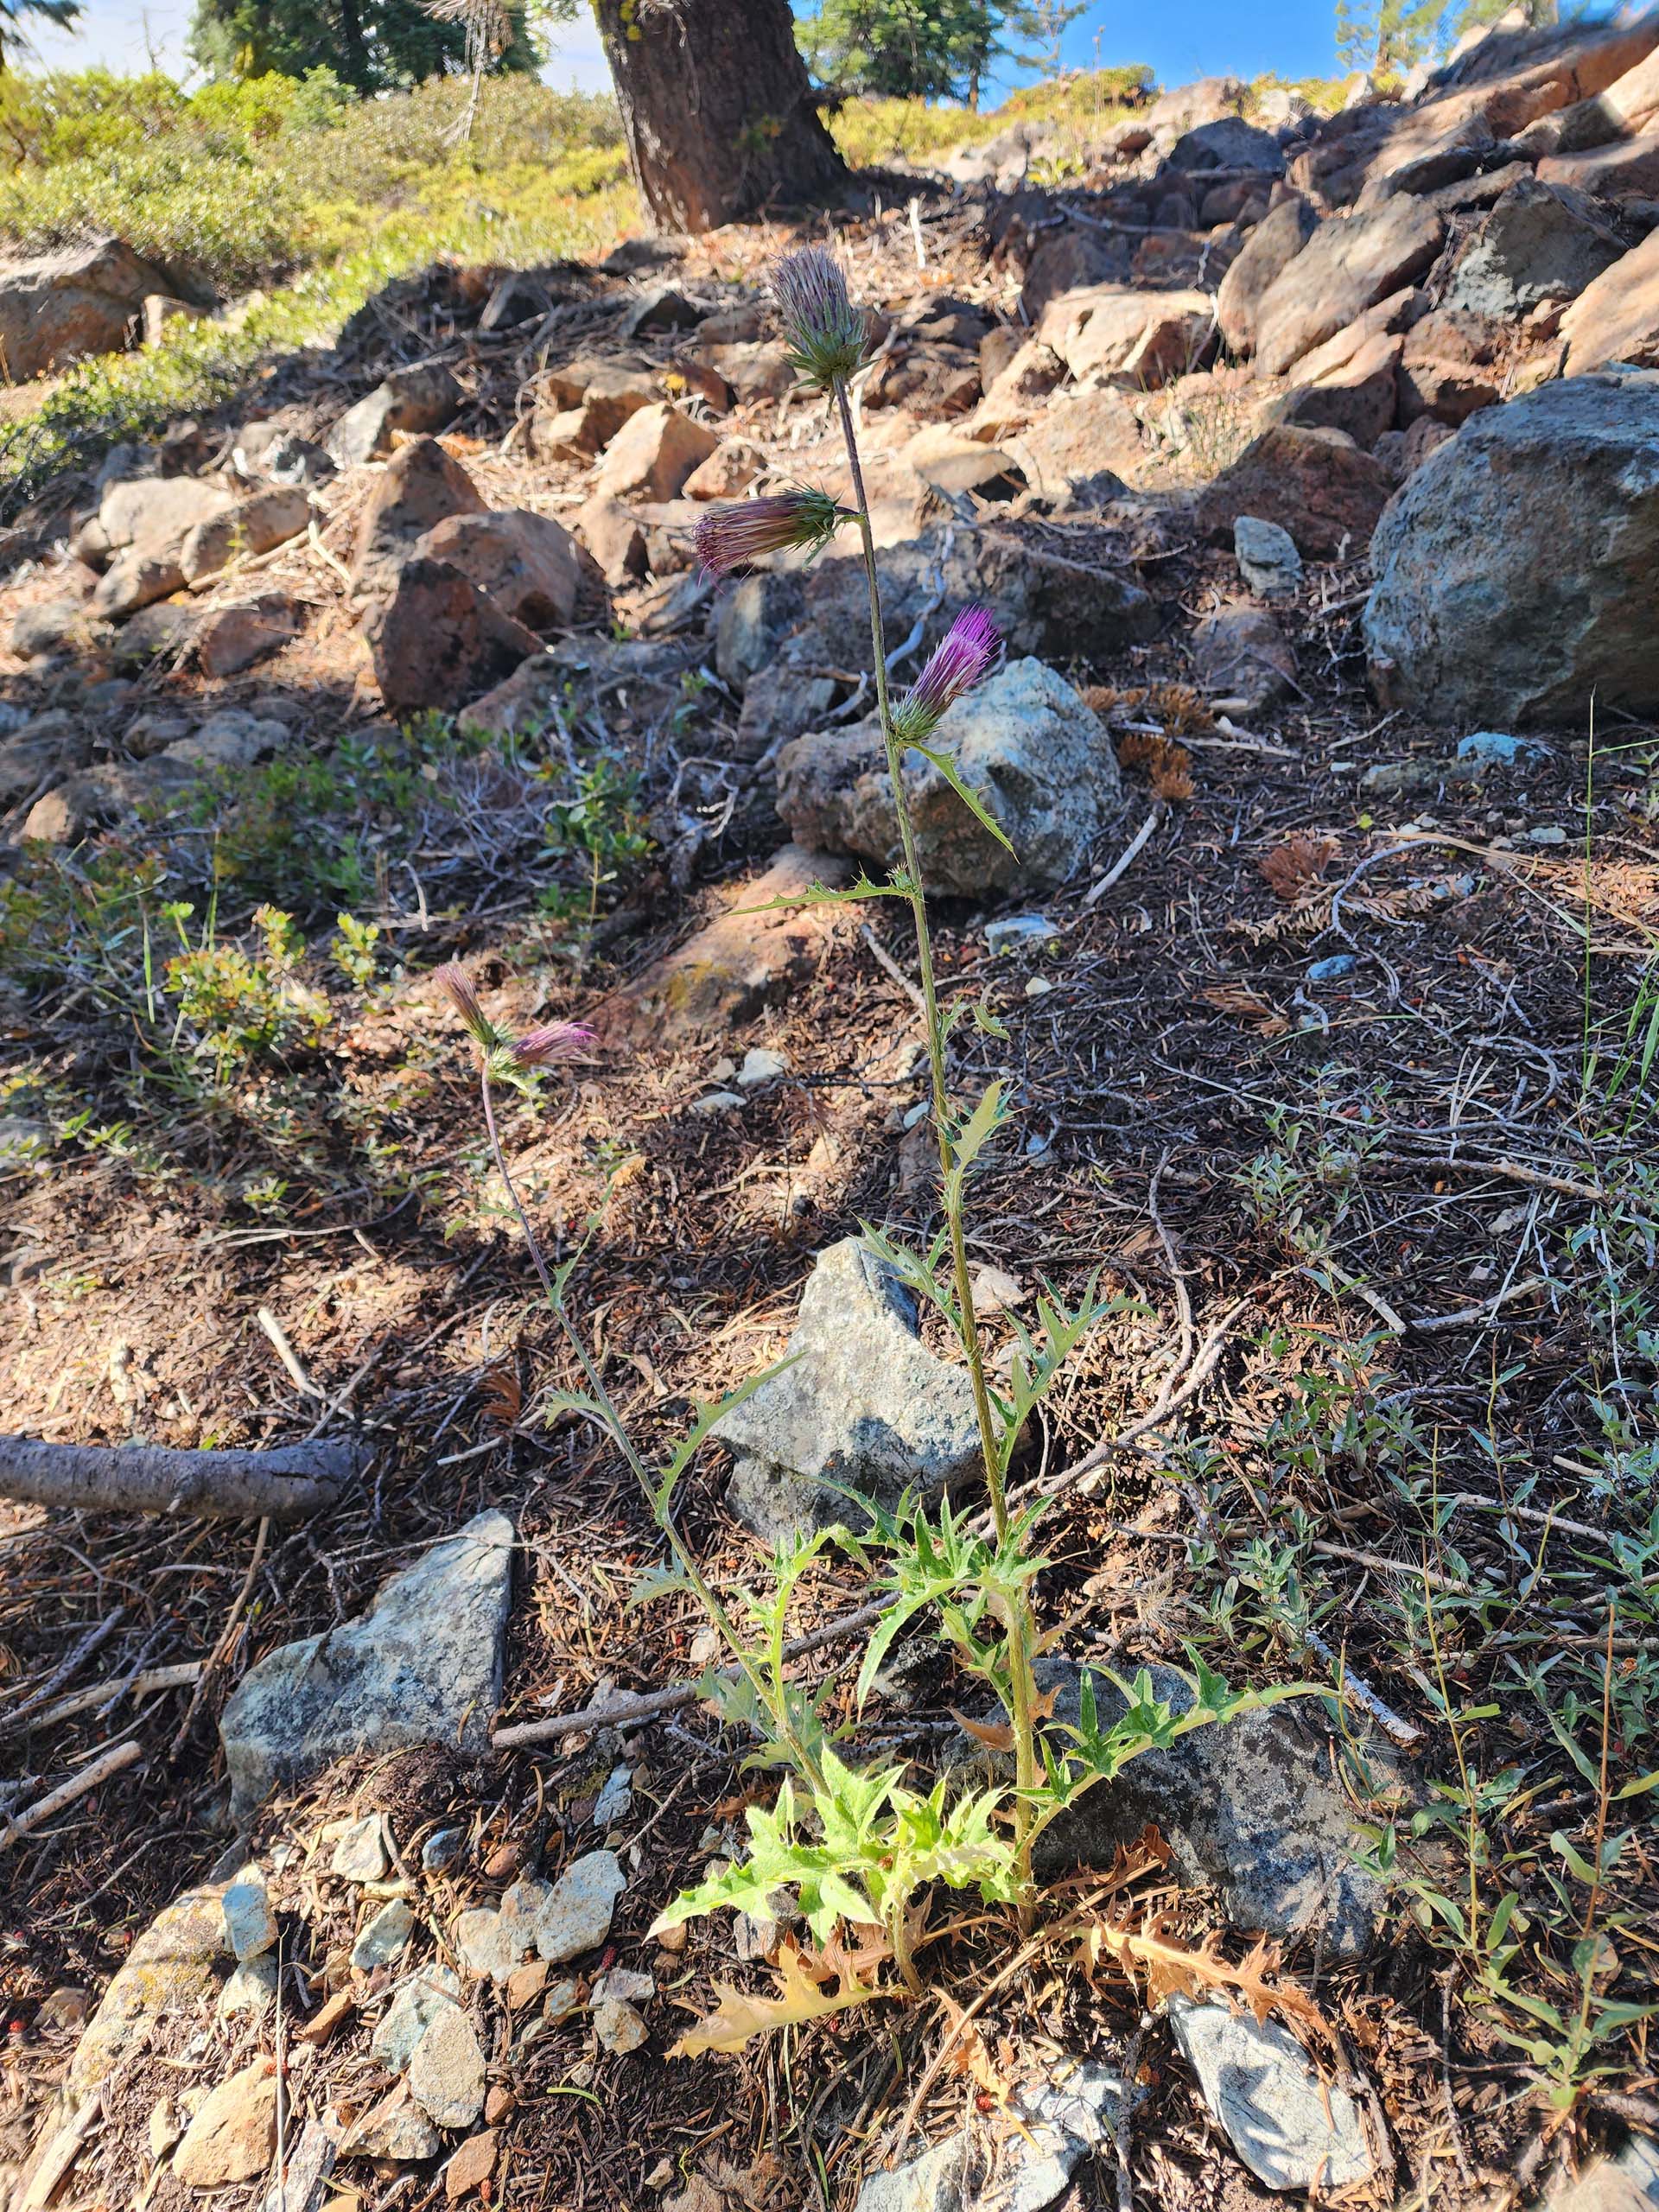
xmin=430 ymin=245 xmax=1306 ymax=2047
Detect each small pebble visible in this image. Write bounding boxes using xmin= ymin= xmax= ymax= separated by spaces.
xmin=329 ymin=1815 xmax=390 ymax=1885
xmin=222 ymin=1873 xmax=278 ymax=1962
xmin=736 ymin=1046 xmax=787 ymax=1088
xmin=351 ymin=1897 xmax=416 ymax=1971
xmin=423 ymin=1827 xmax=466 ymax=1874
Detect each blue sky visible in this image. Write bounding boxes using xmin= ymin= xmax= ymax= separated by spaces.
xmin=25 ymin=0 xmax=1351 ymax=102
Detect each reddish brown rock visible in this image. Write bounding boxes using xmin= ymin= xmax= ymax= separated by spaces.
xmin=1560 ymin=227 xmax=1659 ymax=374
xmin=446 ymin=2130 xmax=500 ymax=2201
xmin=350 ymin=437 xmax=485 ymax=601
xmin=0 ymin=237 xmax=171 ymax=380
xmin=594 ymin=843 xmax=854 ymax=1047
xmin=1199 ymin=423 xmax=1394 ymax=558
xmin=1038 ymin=283 xmax=1216 ymax=387
xmin=1217 ymin=197 xmax=1320 ymax=357
xmin=1397 ymin=307 xmax=1507 ymax=427
xmin=1255 ymin=198 xmax=1446 ymax=378
xmin=575 ymin=495 xmax=648 ymax=588
xmin=1536 ymin=130 xmax=1659 ymax=199
xmin=178 ymin=485 xmax=312 ymax=585
xmin=592 ymin=403 xmax=720 ymax=503
xmin=416 ymin=509 xmax=584 ymax=631
xmin=360 ymin=558 xmax=540 ymax=715
xmin=1192 ymin=601 xmax=1298 ymax=713
xmin=194 ymin=593 xmax=306 ymax=678
xmin=1281 ymin=330 xmax=1402 ymax=448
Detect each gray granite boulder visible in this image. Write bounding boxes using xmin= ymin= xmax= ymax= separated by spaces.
xmin=776 ymin=659 xmax=1124 ymax=899
xmin=220 ymin=1510 xmax=513 ymax=1813
xmin=1364 ymin=370 xmax=1659 ymax=725
xmin=715 ymin=1238 xmax=982 ymax=1542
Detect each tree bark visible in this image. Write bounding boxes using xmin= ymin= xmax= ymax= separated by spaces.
xmin=0 ymin=1434 xmax=362 ymax=1522
xmin=594 ymin=0 xmax=848 ymax=235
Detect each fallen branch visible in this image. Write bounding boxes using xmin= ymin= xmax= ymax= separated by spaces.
xmin=0 ymin=1738 xmax=143 ymax=1856
xmin=0 ymin=1434 xmax=362 ymax=1522
xmin=492 ymin=1597 xmax=889 ymax=1749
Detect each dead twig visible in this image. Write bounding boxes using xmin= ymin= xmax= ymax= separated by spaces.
xmin=0 ymin=1738 xmax=143 ymax=1856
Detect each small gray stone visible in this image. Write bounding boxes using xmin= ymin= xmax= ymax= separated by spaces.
xmin=1548 ymin=2133 xmax=1659 ymax=2212
xmin=220 ymin=1510 xmax=513 ymax=1815
xmin=1233 ymin=515 xmax=1303 ymax=597
xmin=351 ymin=1896 xmax=415 ymax=1971
xmin=714 ymin=1237 xmax=982 ymax=1542
xmin=407 ymin=2003 xmax=486 ymax=2128
xmin=1456 ymin=730 xmax=1549 ymax=768
xmin=221 ymin=1873 xmax=277 ymax=1961
xmin=591 ymin=1997 xmax=649 ymax=2054
xmin=454 ymin=1906 xmax=518 ymax=1985
xmin=968 ymin=1660 xmax=1394 ymax=1953
xmin=370 ymin=1967 xmax=461 ymax=2070
xmin=533 ymin=1851 xmax=627 ymax=1964
xmin=778 ymin=658 xmax=1125 ymax=899
xmin=736 ymin=1047 xmax=788 ymax=1090
xmin=329 ymin=1814 xmax=390 ymax=1885
xmin=1169 ymin=1993 xmax=1376 ymax=2191
xmin=346 ymin=2087 xmax=440 ymax=2163
xmin=218 ymin=1957 xmax=277 ymax=2019
xmin=593 ymin=1764 xmax=634 ymax=1827
xmin=422 ymin=1827 xmax=466 ymax=1874
xmin=543 ymin=1976 xmax=582 ymax=2024
xmin=984 ymin=914 xmax=1058 ymax=955
xmin=854 ymin=2135 xmax=969 ymax=2212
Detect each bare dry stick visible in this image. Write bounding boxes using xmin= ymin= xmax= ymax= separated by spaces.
xmin=0 ymin=1739 xmax=143 ymax=1856
xmin=0 ymin=1434 xmax=360 ymax=1522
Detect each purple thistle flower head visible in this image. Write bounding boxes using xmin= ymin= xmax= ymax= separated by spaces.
xmin=893 ymin=607 xmax=1001 ymax=743
xmin=695 ymin=488 xmax=849 ymax=578
xmin=510 ymin=1020 xmax=594 ymax=1068
xmin=772 ymin=246 xmax=868 ymax=390
xmin=434 ymin=961 xmax=499 ymax=1054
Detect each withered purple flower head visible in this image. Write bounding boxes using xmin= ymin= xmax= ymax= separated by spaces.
xmin=893 ymin=607 xmax=1001 ymax=744
xmin=435 ymin=964 xmax=591 ymax=1073
xmin=511 ymin=1020 xmax=594 ymax=1068
xmin=772 ymin=246 xmax=868 ymax=389
xmin=695 ymin=488 xmax=849 ymax=578
xmin=435 ymin=961 xmax=499 ymax=1053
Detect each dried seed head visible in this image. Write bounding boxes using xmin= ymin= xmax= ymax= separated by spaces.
xmin=772 ymin=246 xmax=868 ymax=390
xmin=694 ymin=488 xmax=849 ymax=578
xmin=893 ymin=607 xmax=1001 ymax=744
xmin=510 ymin=1021 xmax=594 ymax=1067
xmin=434 ymin=962 xmax=499 ymax=1052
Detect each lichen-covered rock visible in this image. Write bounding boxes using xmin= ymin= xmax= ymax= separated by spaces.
xmin=67 ymin=1883 xmax=229 ymax=2103
xmin=1364 ymin=370 xmax=1659 ymax=725
xmin=714 ymin=1237 xmax=983 ymax=1542
xmin=219 ymin=1510 xmax=513 ymax=1815
xmin=777 ymin=658 xmax=1124 ymax=899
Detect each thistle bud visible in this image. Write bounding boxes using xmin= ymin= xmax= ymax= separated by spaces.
xmin=893 ymin=607 xmax=1001 ymax=745
xmin=694 ymin=488 xmax=849 ymax=578
xmin=510 ymin=1021 xmax=594 ymax=1067
xmin=772 ymin=246 xmax=868 ymax=390
xmin=434 ymin=962 xmax=499 ymax=1053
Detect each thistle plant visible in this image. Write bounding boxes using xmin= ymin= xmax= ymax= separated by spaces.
xmin=431 ymin=247 xmax=1306 ymax=2037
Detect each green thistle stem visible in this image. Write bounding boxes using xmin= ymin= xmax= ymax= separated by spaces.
xmin=830 ymin=377 xmax=1039 ymax=1920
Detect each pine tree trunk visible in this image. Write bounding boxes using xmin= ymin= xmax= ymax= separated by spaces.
xmin=594 ymin=0 xmax=848 ymax=235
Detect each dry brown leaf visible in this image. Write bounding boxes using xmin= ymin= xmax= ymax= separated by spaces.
xmin=1077 ymin=1907 xmax=1329 ymax=2040
xmin=1259 ymin=832 xmax=1339 ymax=904
xmin=951 ymin=1707 xmax=1016 ymax=1752
xmin=667 ymin=1936 xmax=886 ymax=2060
xmin=938 ymin=1991 xmax=1014 ymax=2108
xmin=1201 ymin=982 xmax=1289 ymax=1037
xmin=478 ymin=1360 xmax=522 ymax=1434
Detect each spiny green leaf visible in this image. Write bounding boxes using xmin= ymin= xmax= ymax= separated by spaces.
xmin=909 ymin=741 xmax=1016 ymax=856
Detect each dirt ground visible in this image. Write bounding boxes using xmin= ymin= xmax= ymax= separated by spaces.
xmin=2 ymin=191 xmax=1657 ymax=2212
